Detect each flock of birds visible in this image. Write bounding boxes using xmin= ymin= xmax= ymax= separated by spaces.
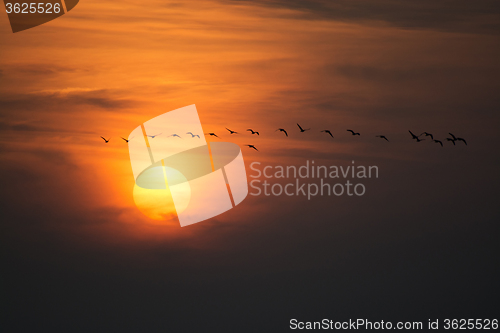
xmin=100 ymin=123 xmax=468 ymax=151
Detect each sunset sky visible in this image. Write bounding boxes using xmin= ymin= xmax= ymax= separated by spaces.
xmin=1 ymin=1 xmax=499 ymax=331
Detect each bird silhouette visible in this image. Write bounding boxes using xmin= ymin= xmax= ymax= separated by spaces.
xmin=297 ymin=123 xmax=310 ymax=132
xmin=245 ymin=145 xmax=259 ymax=151
xmin=347 ymin=129 xmax=360 ymax=136
xmin=100 ymin=136 xmax=110 ymax=143
xmin=120 ymin=137 xmax=129 ymax=143
xmin=446 ymin=138 xmax=456 ymax=145
xmin=320 ymin=130 xmax=333 ymax=138
xmin=226 ymin=128 xmax=238 ymax=134
xmin=169 ymin=134 xmax=182 ymax=138
xmin=456 ymin=137 xmax=467 ymax=145
xmin=420 ymin=132 xmax=434 ymax=140
xmin=409 ymin=130 xmax=421 ymax=140
xmin=276 ymin=128 xmax=288 ymax=137
xmin=186 ymin=132 xmax=200 ymax=138
xmin=433 ymin=139 xmax=443 ymax=147
xmin=206 ymin=133 xmax=219 ymax=138
xmin=147 ymin=133 xmax=162 ymax=138
xmin=376 ymin=135 xmax=389 ymax=141
xmin=247 ymin=129 xmax=260 ymax=135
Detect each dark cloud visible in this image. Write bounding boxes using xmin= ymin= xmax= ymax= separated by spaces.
xmin=227 ymin=0 xmax=500 ymax=34
xmin=0 ymin=89 xmax=137 ymax=112
xmin=0 ymin=120 xmax=71 ymax=133
xmin=12 ymin=64 xmax=82 ymax=76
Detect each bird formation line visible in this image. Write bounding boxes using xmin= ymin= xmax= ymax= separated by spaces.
xmin=102 ymin=125 xmax=467 ymax=153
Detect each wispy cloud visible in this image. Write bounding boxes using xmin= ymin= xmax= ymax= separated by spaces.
xmin=0 ymin=89 xmax=138 ymax=112
xmin=224 ymin=0 xmax=500 ymax=34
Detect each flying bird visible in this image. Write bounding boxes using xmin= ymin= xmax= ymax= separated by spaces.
xmin=169 ymin=134 xmax=182 ymax=138
xmin=347 ymin=129 xmax=360 ymax=136
xmin=186 ymin=132 xmax=200 ymax=138
xmin=376 ymin=135 xmax=389 ymax=141
xmin=226 ymin=128 xmax=238 ymax=134
xmin=206 ymin=133 xmax=219 ymax=138
xmin=247 ymin=129 xmax=259 ymax=135
xmin=420 ymin=132 xmax=434 ymax=140
xmin=297 ymin=123 xmax=310 ymax=132
xmin=100 ymin=136 xmax=110 ymax=143
xmin=446 ymin=138 xmax=456 ymax=145
xmin=409 ymin=130 xmax=421 ymax=140
xmin=120 ymin=137 xmax=129 ymax=143
xmin=320 ymin=130 xmax=333 ymax=138
xmin=245 ymin=145 xmax=258 ymax=151
xmin=276 ymin=128 xmax=288 ymax=137
xmin=433 ymin=139 xmax=443 ymax=147
xmin=448 ymin=133 xmax=466 ymax=145
xmin=147 ymin=133 xmax=162 ymax=138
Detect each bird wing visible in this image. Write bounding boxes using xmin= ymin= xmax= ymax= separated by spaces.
xmin=409 ymin=130 xmax=416 ymax=138
xmin=256 ymin=132 xmax=259 ymax=135
xmin=100 ymin=136 xmax=106 ymax=141
xmin=297 ymin=123 xmax=304 ymax=131
xmin=458 ymin=138 xmax=467 ymax=145
xmin=347 ymin=129 xmax=354 ymax=133
xmin=283 ymin=130 xmax=288 ymax=136
xmin=449 ymin=133 xmax=456 ymax=140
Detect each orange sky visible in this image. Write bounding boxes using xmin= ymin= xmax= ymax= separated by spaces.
xmin=1 ymin=0 xmax=499 ymax=245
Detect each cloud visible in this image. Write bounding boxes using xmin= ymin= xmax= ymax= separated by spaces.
xmin=225 ymin=0 xmax=500 ymax=34
xmin=0 ymin=89 xmax=138 ymax=113
xmin=11 ymin=64 xmax=82 ymax=76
